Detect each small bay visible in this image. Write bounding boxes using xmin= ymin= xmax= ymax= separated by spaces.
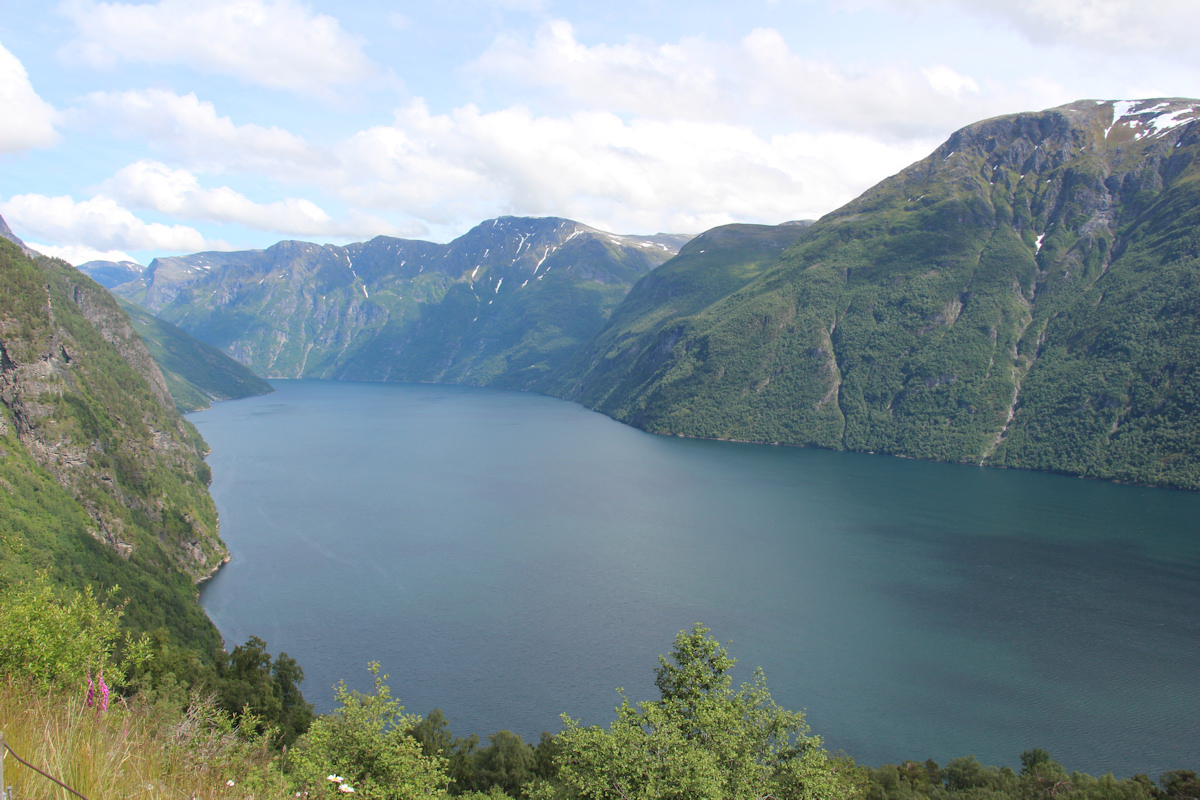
xmin=194 ymin=379 xmax=1199 ymax=777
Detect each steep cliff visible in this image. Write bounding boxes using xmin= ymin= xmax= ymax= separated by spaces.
xmin=0 ymin=238 xmax=226 ymax=648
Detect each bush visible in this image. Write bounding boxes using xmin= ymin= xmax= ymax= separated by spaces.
xmin=289 ymin=662 xmax=449 ymax=799
xmin=0 ymin=573 xmax=147 ymax=689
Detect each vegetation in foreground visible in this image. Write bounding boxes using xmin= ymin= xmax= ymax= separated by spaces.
xmin=2 ymin=579 xmax=1196 ymax=800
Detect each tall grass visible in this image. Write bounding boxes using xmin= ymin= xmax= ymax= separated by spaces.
xmin=1 ymin=679 xmax=291 ymax=800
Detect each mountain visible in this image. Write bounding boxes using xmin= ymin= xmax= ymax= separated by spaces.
xmin=113 ymin=217 xmax=691 ymax=390
xmin=99 ymin=99 xmax=1200 ymax=490
xmin=115 ymin=296 xmax=274 ymax=412
xmin=77 ymin=259 xmax=146 ymax=289
xmin=552 ymin=221 xmax=813 ymax=408
xmin=0 ymin=214 xmax=39 ymax=259
xmin=0 ymin=237 xmax=227 ymax=650
xmin=551 ymin=99 xmax=1200 ymax=490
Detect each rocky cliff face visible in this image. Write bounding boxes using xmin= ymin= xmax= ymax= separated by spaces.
xmin=1 ymin=237 xmax=228 ymax=617
xmin=552 ymin=99 xmax=1200 ymax=490
xmin=114 ymin=217 xmax=691 ymax=390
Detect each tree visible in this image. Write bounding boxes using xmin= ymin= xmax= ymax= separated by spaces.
xmin=473 ymin=730 xmax=538 ymax=797
xmin=215 ymin=635 xmax=314 ymax=746
xmin=544 ymin=624 xmax=859 ymax=800
xmin=1018 ymin=750 xmax=1072 ymax=800
xmin=409 ymin=708 xmax=481 ymax=793
xmin=1161 ymin=770 xmax=1200 ymax=799
xmin=289 ymin=662 xmax=448 ymax=799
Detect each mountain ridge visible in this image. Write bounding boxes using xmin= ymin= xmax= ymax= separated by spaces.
xmin=97 ymin=98 xmax=1200 ymax=490
xmin=111 ymin=216 xmax=693 ymax=390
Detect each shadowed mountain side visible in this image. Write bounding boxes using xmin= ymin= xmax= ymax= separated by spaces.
xmin=115 ymin=297 xmax=274 ymax=412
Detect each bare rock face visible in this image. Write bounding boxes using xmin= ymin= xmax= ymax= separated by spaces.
xmin=62 ymin=274 xmax=176 ymax=413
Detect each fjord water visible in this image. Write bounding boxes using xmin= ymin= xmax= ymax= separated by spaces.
xmin=194 ymin=380 xmax=1199 ymax=776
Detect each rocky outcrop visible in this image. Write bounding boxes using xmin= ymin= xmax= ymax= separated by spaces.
xmin=0 ymin=213 xmax=40 ymax=259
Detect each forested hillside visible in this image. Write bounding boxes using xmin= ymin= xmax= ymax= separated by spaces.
xmin=551 ymin=99 xmax=1200 ymax=490
xmin=0 ymin=238 xmax=226 ymax=649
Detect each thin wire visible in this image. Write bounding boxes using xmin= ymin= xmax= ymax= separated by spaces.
xmin=2 ymin=741 xmax=93 ymax=800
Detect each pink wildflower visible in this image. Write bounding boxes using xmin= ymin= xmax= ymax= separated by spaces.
xmin=86 ymin=672 xmax=95 ymax=707
xmin=97 ymin=670 xmax=110 ymax=712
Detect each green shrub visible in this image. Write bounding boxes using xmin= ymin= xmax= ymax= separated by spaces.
xmin=0 ymin=573 xmax=147 ymax=689
xmin=289 ymin=662 xmax=449 ymax=799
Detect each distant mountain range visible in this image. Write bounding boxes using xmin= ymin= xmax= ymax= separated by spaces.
xmin=82 ymin=98 xmax=1200 ymax=490
xmin=77 ymin=259 xmax=145 ymax=289
xmin=107 ymin=217 xmax=692 ymax=390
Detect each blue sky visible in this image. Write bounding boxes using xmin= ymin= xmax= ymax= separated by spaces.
xmin=2 ymin=0 xmax=1199 ymax=265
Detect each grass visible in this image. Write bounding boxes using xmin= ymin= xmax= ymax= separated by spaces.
xmin=0 ymin=680 xmax=290 ymax=800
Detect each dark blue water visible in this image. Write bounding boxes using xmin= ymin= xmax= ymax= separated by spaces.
xmin=194 ymin=380 xmax=1200 ymax=777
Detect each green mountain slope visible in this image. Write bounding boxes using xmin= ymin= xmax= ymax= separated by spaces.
xmin=115 ymin=297 xmax=273 ymax=412
xmin=113 ymin=217 xmax=690 ymax=390
xmin=553 ymin=221 xmax=812 ymax=409
xmin=552 ymin=99 xmax=1200 ymax=490
xmin=0 ymin=238 xmax=226 ymax=650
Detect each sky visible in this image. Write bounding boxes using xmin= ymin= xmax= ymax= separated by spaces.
xmin=2 ymin=0 xmax=1199 ymax=266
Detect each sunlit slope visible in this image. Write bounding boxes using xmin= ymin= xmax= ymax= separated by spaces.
xmin=551 ymin=222 xmax=812 ymax=411
xmin=554 ymin=99 xmax=1200 ymax=490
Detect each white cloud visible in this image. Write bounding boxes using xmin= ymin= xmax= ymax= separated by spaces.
xmin=70 ymin=68 xmax=951 ymax=241
xmin=82 ymin=90 xmax=322 ymax=175
xmin=27 ymin=243 xmax=136 ymax=267
xmin=332 ymin=100 xmax=934 ymax=234
xmin=0 ymin=193 xmax=210 ymax=253
xmin=470 ymin=21 xmax=1062 ymax=140
xmin=103 ymin=160 xmax=399 ymax=238
xmin=0 ymin=42 xmax=59 ymax=153
xmin=920 ymin=65 xmax=981 ymax=98
xmin=874 ymin=0 xmax=1200 ymax=57
xmin=60 ymin=0 xmax=375 ymax=96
